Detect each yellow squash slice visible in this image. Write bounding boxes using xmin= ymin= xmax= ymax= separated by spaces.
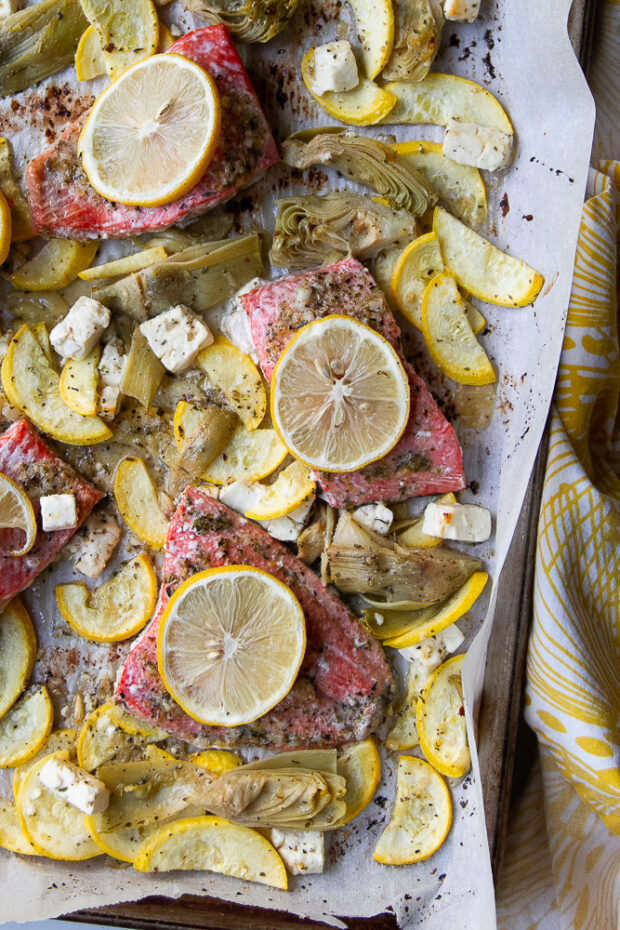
xmin=383 ymin=571 xmax=488 ymax=648
xmin=0 ymin=687 xmax=53 ymax=767
xmin=12 ymin=729 xmax=77 ymax=799
xmin=0 ymin=471 xmax=37 ymax=557
xmin=1 ymin=325 xmax=112 ymax=445
xmin=197 ymin=341 xmax=266 ymax=431
xmin=191 ymin=749 xmax=243 ymax=776
xmin=10 ymin=240 xmax=98 ymax=291
xmin=385 ymin=665 xmax=421 ymax=751
xmin=337 ymin=738 xmax=381 ymax=824
xmin=417 ymin=653 xmax=471 ymax=777
xmin=0 ymin=802 xmax=36 ymax=855
xmin=78 ymin=0 xmax=159 ymax=79
xmin=59 ymin=347 xmax=101 ymax=417
xmin=271 ymin=315 xmax=410 ymax=473
xmin=86 ymin=805 xmax=206 ymax=863
xmin=0 ymin=137 xmax=34 ymax=242
xmin=391 ymin=139 xmax=487 ymax=227
xmin=75 ymin=23 xmax=105 ymax=81
xmin=347 ymin=0 xmax=394 ymax=78
xmin=203 ymin=425 xmax=288 ymax=485
xmin=245 ymin=461 xmax=316 ymax=521
xmin=0 ymin=189 xmax=11 ymax=265
xmin=380 ymin=72 xmax=513 ymax=133
xmin=113 ymin=457 xmax=169 ymax=549
xmin=421 ymin=271 xmax=495 ymax=385
xmin=78 ymin=246 xmax=168 ymax=280
xmin=158 ymin=566 xmax=306 ymax=727
xmin=373 ymin=755 xmax=451 ymax=864
xmin=433 ymin=206 xmax=544 ymax=306
xmin=16 ymin=750 xmax=102 ymax=860
xmin=77 ymin=701 xmax=166 ymax=772
xmin=301 ymin=49 xmax=396 ymax=126
xmin=0 ymin=599 xmax=36 ymax=719
xmin=56 ymin=553 xmax=157 ymax=643
xmin=391 ymin=232 xmax=445 ymax=331
xmin=396 ymin=492 xmax=456 ymax=548
xmin=133 ymin=815 xmax=288 ymax=888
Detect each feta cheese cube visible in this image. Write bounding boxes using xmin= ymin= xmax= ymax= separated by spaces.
xmin=352 ymin=502 xmax=393 ymax=535
xmin=422 ymin=501 xmax=491 ymax=542
xmin=443 ymin=0 xmax=480 ymax=22
xmin=443 ymin=119 xmax=513 ymax=172
xmin=311 ymin=40 xmax=359 ymax=96
xmin=139 ymin=305 xmax=213 ymax=373
xmin=0 ymin=0 xmax=24 ymax=19
xmin=219 ymin=480 xmax=264 ymax=515
xmin=49 ymin=297 xmax=110 ymax=361
xmin=97 ymin=340 xmax=126 ymax=419
xmin=222 ymin=280 xmax=263 ymax=364
xmin=219 ymin=481 xmax=314 ymax=542
xmin=74 ymin=511 xmax=121 ymax=579
xmin=399 ymin=624 xmax=465 ymax=681
xmin=269 ymin=829 xmax=324 ymax=875
xmin=40 ymin=493 xmax=78 ymax=532
xmin=39 ymin=757 xmax=110 ymax=815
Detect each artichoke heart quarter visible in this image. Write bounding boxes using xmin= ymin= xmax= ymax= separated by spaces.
xmin=181 ymin=0 xmax=300 ymax=42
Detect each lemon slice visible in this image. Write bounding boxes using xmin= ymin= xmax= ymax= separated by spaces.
xmin=373 ymin=755 xmax=452 ymax=864
xmin=271 ymin=315 xmax=410 ymax=473
xmin=421 ymin=271 xmax=495 ymax=385
xmin=383 ymin=571 xmax=488 ymax=648
xmin=0 ymin=687 xmax=53 ymax=768
xmin=245 ymin=461 xmax=316 ymax=521
xmin=191 ymin=749 xmax=243 ymax=776
xmin=433 ymin=207 xmax=544 ymax=307
xmin=56 ymin=554 xmax=157 ymax=643
xmin=203 ymin=425 xmax=288 ymax=486
xmin=16 ymin=750 xmax=102 ymax=860
xmin=381 ymin=72 xmax=513 ymax=134
xmin=0 ymin=599 xmax=36 ymax=718
xmin=113 ymin=457 xmax=169 ymax=549
xmin=0 ymin=190 xmax=11 ymax=265
xmin=158 ymin=566 xmax=306 ymax=727
xmin=301 ymin=49 xmax=396 ymax=126
xmin=0 ymin=472 xmax=37 ymax=558
xmin=0 ymin=802 xmax=36 ymax=855
xmin=79 ymin=54 xmax=221 ymax=207
xmin=391 ymin=140 xmax=487 ymax=227
xmin=417 ymin=654 xmax=471 ymax=777
xmin=337 ymin=739 xmax=381 ymax=824
xmin=59 ymin=347 xmax=101 ymax=417
xmin=396 ymin=492 xmax=456 ymax=548
xmin=10 ymin=240 xmax=98 ymax=291
xmin=133 ymin=814 xmax=288 ymax=887
xmin=1 ymin=325 xmax=112 ymax=445
xmin=197 ymin=341 xmax=266 ymax=431
xmin=347 ymin=0 xmax=394 ymax=78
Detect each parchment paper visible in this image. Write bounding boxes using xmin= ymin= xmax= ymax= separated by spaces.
xmin=0 ymin=0 xmax=595 ymax=926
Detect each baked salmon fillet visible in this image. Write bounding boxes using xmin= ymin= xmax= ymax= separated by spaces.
xmin=240 ymin=257 xmax=466 ymax=506
xmin=116 ymin=487 xmax=394 ymax=749
xmin=25 ymin=26 xmax=279 ymax=240
xmin=0 ymin=420 xmax=103 ymax=611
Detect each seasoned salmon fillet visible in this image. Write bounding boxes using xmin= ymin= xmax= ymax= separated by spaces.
xmin=240 ymin=257 xmax=466 ymax=506
xmin=116 ymin=487 xmax=394 ymax=748
xmin=25 ymin=26 xmax=279 ymax=240
xmin=0 ymin=420 xmax=103 ymax=611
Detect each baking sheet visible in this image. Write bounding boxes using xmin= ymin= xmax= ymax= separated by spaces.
xmin=0 ymin=0 xmax=595 ymax=926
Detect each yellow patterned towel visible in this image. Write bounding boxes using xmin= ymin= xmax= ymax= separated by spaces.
xmin=497 ymin=163 xmax=620 ymax=929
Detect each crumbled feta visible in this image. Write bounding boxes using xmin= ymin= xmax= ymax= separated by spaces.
xmin=0 ymin=1 xmax=24 ymax=19
xmin=97 ymin=341 xmax=126 ymax=419
xmin=39 ymin=757 xmax=110 ymax=815
xmin=40 ymin=493 xmax=78 ymax=532
xmin=443 ymin=0 xmax=480 ymax=22
xmin=219 ymin=481 xmax=314 ymax=543
xmin=422 ymin=501 xmax=491 ymax=542
xmin=399 ymin=624 xmax=465 ymax=680
xmin=49 ymin=297 xmax=110 ymax=361
xmin=443 ymin=119 xmax=513 ymax=171
xmin=219 ymin=480 xmax=263 ymax=515
xmin=74 ymin=511 xmax=121 ymax=579
xmin=311 ymin=40 xmax=359 ymax=96
xmin=139 ymin=305 xmax=213 ymax=373
xmin=269 ymin=829 xmax=324 ymax=874
xmin=264 ymin=495 xmax=314 ymax=543
xmin=352 ymin=502 xmax=393 ymax=535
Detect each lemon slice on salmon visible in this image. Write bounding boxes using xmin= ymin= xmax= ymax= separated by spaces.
xmin=301 ymin=49 xmax=396 ymax=126
xmin=271 ymin=315 xmax=410 ymax=473
xmin=0 ymin=472 xmax=37 ymax=557
xmin=373 ymin=755 xmax=452 ymax=864
xmin=433 ymin=207 xmax=544 ymax=307
xmin=79 ymin=54 xmax=221 ymax=207
xmin=421 ymin=271 xmax=495 ymax=385
xmin=417 ymin=653 xmax=471 ymax=777
xmin=157 ymin=566 xmax=306 ymax=727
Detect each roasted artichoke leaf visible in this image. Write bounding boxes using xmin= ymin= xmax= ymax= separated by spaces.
xmin=270 ymin=193 xmax=416 ymax=269
xmin=241 ymin=749 xmax=338 ymax=775
xmin=0 ymin=0 xmax=88 ymax=96
xmin=143 ymin=209 xmax=235 ymax=253
xmin=382 ymin=0 xmax=444 ymax=82
xmin=181 ymin=0 xmax=299 ymax=42
xmin=282 ymin=131 xmax=436 ymax=215
xmin=94 ymin=234 xmax=264 ymax=320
